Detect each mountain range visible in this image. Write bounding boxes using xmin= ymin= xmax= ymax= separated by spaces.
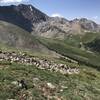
xmin=0 ymin=3 xmax=100 ymax=62
xmin=0 ymin=4 xmax=100 ymax=53
xmin=0 ymin=4 xmax=100 ymax=39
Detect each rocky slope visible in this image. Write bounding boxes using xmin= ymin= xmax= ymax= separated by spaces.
xmin=0 ymin=50 xmax=79 ymax=75
xmin=34 ymin=18 xmax=100 ymax=39
xmin=0 ymin=4 xmax=49 ymax=32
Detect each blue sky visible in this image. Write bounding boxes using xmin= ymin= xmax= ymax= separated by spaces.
xmin=30 ymin=0 xmax=100 ymax=23
xmin=0 ymin=0 xmax=100 ymax=23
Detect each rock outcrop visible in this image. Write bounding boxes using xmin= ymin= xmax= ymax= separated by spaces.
xmin=0 ymin=50 xmax=80 ymax=75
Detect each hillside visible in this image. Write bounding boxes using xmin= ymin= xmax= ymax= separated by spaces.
xmin=0 ymin=20 xmax=61 ymax=58
xmin=0 ymin=4 xmax=100 ymax=100
xmin=0 ymin=50 xmax=100 ymax=100
xmin=38 ymin=37 xmax=100 ymax=69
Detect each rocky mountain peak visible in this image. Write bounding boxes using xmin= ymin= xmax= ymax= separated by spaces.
xmin=16 ymin=4 xmax=49 ymax=22
xmin=78 ymin=18 xmax=99 ymax=31
xmin=69 ymin=18 xmax=100 ymax=33
xmin=0 ymin=4 xmax=49 ymax=32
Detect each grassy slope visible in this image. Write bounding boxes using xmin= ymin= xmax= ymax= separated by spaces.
xmin=38 ymin=37 xmax=100 ymax=69
xmin=0 ymin=61 xmax=100 ymax=100
xmin=0 ymin=20 xmax=100 ymax=99
xmin=82 ymin=33 xmax=100 ymax=53
xmin=59 ymin=32 xmax=100 ymax=47
xmin=0 ymin=37 xmax=99 ymax=100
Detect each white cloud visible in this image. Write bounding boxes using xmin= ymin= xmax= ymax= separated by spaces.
xmin=0 ymin=0 xmax=26 ymax=3
xmin=91 ymin=16 xmax=100 ymax=24
xmin=51 ymin=13 xmax=63 ymax=18
xmin=93 ymin=16 xmax=98 ymax=19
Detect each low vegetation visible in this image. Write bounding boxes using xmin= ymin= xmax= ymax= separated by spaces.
xmin=38 ymin=37 xmax=100 ymax=70
xmin=0 ymin=21 xmax=100 ymax=100
xmin=0 ymin=59 xmax=100 ymax=100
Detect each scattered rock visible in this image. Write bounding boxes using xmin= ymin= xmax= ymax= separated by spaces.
xmin=11 ymin=81 xmax=18 ymax=85
xmin=47 ymin=83 xmax=55 ymax=89
xmin=61 ymin=85 xmax=68 ymax=89
xmin=0 ymin=51 xmax=80 ymax=75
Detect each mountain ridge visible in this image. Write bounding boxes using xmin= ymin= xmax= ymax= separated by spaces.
xmin=0 ymin=4 xmax=49 ymax=32
xmin=0 ymin=4 xmax=100 ymax=39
